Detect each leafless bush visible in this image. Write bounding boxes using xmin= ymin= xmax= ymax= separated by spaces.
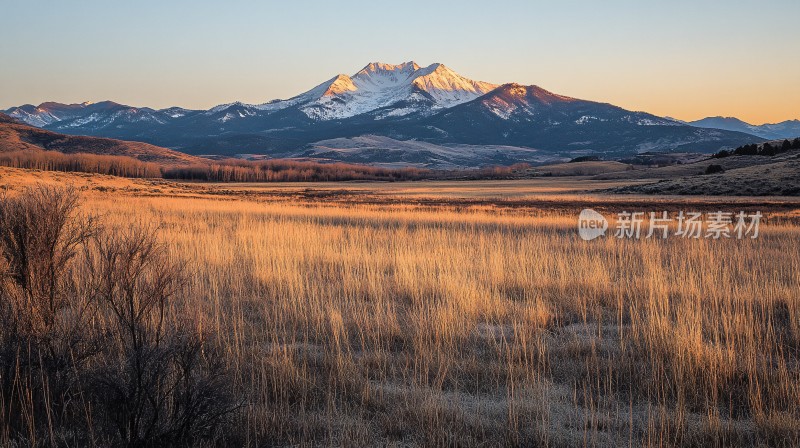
xmin=0 ymin=185 xmax=235 ymax=446
xmin=86 ymin=225 xmax=236 ymax=447
xmin=0 ymin=185 xmax=98 ymax=444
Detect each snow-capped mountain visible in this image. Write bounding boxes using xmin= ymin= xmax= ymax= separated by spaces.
xmin=6 ymin=101 xmax=105 ymax=127
xmin=212 ymin=61 xmax=498 ymax=121
xmin=6 ymin=101 xmax=179 ymax=131
xmin=687 ymin=116 xmax=800 ymax=140
xmin=4 ymin=61 xmax=765 ymax=167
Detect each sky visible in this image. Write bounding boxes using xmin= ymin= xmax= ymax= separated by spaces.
xmin=1 ymin=0 xmax=798 ymax=124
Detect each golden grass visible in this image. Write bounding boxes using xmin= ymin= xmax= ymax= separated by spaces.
xmin=70 ymin=188 xmax=800 ymax=447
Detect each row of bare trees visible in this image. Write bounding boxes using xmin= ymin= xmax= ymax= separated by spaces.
xmin=0 ymin=150 xmax=435 ymax=182
xmin=0 ymin=150 xmax=163 ymax=178
xmin=0 ymin=149 xmax=536 ymax=183
xmin=162 ymin=159 xmax=432 ymax=182
xmin=0 ymin=186 xmax=236 ymax=446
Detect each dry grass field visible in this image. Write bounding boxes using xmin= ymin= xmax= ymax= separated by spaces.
xmin=1 ymin=167 xmax=800 ymax=446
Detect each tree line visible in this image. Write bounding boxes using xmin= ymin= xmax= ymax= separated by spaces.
xmin=0 ymin=148 xmax=541 ymax=182
xmin=161 ymin=159 xmax=433 ymax=182
xmin=0 ymin=150 xmax=162 ymax=178
xmin=0 ymin=149 xmax=437 ymax=182
xmin=713 ymin=137 xmax=800 ymax=158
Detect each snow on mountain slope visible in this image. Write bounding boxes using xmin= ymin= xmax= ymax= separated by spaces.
xmin=207 ymin=61 xmax=500 ymax=121
xmin=6 ymin=101 xmax=177 ymax=129
xmin=5 ymin=105 xmax=60 ymax=127
xmin=297 ymin=61 xmax=497 ymax=120
xmin=409 ymin=63 xmax=498 ymax=108
xmin=50 ymin=105 xmax=171 ymax=130
xmin=473 ymin=83 xmax=678 ymax=127
xmin=6 ymin=102 xmax=98 ymax=127
xmin=161 ymin=107 xmax=196 ymax=118
xmin=479 ymin=83 xmax=576 ymax=119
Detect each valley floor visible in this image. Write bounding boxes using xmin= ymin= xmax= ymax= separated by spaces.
xmin=2 ymin=167 xmax=800 ymax=446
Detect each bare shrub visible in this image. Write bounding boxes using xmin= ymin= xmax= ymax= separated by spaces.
xmin=0 ymin=186 xmax=94 ymax=324
xmin=0 ymin=185 xmax=98 ymax=444
xmin=0 ymin=185 xmax=235 ymax=446
xmin=86 ymin=225 xmax=236 ymax=446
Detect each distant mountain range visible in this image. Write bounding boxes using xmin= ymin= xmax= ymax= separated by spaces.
xmin=5 ymin=61 xmax=766 ymax=168
xmin=684 ymin=116 xmax=800 ymax=140
xmin=0 ymin=112 xmax=200 ymax=166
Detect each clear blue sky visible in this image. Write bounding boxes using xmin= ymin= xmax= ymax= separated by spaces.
xmin=1 ymin=0 xmax=798 ymax=123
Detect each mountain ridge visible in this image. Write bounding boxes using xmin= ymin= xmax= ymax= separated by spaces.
xmin=5 ymin=61 xmax=765 ymax=168
xmin=686 ymin=116 xmax=800 ymax=140
xmin=0 ymin=112 xmax=202 ymax=166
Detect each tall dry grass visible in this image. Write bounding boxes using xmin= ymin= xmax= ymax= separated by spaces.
xmin=65 ymin=193 xmax=799 ymax=447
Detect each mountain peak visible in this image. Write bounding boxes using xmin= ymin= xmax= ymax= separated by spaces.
xmin=322 ymin=74 xmax=358 ymax=96
xmin=289 ymin=61 xmax=499 ymax=120
xmin=496 ymin=83 xmax=530 ymax=98
xmin=490 ymin=83 xmax=577 ymax=103
xmin=415 ymin=62 xmax=447 ymax=76
xmin=704 ymin=116 xmax=750 ymax=123
xmin=410 ymin=64 xmax=498 ymax=107
xmin=358 ymin=61 xmax=420 ymax=75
